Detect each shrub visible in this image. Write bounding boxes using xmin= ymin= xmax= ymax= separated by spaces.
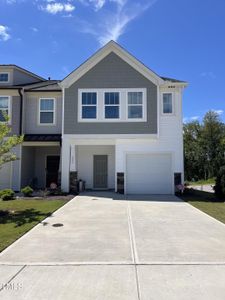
xmin=0 ymin=189 xmax=15 ymax=201
xmin=21 ymin=186 xmax=33 ymax=197
xmin=214 ymin=166 xmax=225 ymax=200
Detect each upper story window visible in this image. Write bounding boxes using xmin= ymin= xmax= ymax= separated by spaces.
xmin=104 ymin=92 xmax=120 ymax=119
xmin=82 ymin=92 xmax=97 ymax=119
xmin=0 ymin=96 xmax=10 ymax=122
xmin=127 ymin=92 xmax=143 ymax=119
xmin=0 ymin=73 xmax=9 ymax=83
xmin=163 ymin=93 xmax=173 ymax=114
xmin=78 ymin=88 xmax=147 ymax=122
xmin=39 ymin=98 xmax=55 ymax=125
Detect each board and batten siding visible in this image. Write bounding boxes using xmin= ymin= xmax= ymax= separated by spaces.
xmin=64 ymin=52 xmax=158 ymax=135
xmin=24 ymin=92 xmax=62 ymax=134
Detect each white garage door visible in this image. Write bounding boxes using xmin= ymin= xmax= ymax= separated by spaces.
xmin=0 ymin=163 xmax=11 ymax=190
xmin=126 ymin=153 xmax=173 ymax=194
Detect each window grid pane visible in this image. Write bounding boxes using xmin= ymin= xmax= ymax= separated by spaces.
xmin=0 ymin=97 xmax=9 ymax=109
xmin=40 ymin=112 xmax=54 ymax=124
xmin=105 ymin=92 xmax=119 ymax=105
xmin=0 ymin=110 xmax=8 ymax=121
xmin=105 ymin=106 xmax=119 ymax=119
xmin=128 ymin=92 xmax=143 ymax=105
xmin=82 ymin=106 xmax=97 ymax=119
xmin=163 ymin=94 xmax=172 ymax=113
xmin=0 ymin=73 xmax=9 ymax=82
xmin=40 ymin=99 xmax=54 ymax=111
xmin=82 ymin=93 xmax=96 ymax=105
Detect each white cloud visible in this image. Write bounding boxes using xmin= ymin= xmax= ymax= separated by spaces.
xmin=0 ymin=25 xmax=11 ymax=41
xmin=89 ymin=0 xmax=106 ymax=11
xmin=213 ymin=109 xmax=224 ymax=115
xmin=190 ymin=116 xmax=200 ymax=121
xmin=78 ymin=0 xmax=157 ymax=46
xmin=200 ymin=71 xmax=216 ymax=79
xmin=30 ymin=27 xmax=39 ymax=32
xmin=41 ymin=2 xmax=75 ymax=14
xmin=5 ymin=0 xmax=17 ymax=4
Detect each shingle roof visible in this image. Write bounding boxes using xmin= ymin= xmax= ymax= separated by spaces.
xmin=24 ymin=80 xmax=61 ymax=91
xmin=0 ymin=64 xmax=45 ymax=81
xmin=161 ymin=76 xmax=187 ymax=83
xmin=24 ymin=134 xmax=61 ymax=142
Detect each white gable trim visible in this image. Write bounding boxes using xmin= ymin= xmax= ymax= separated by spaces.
xmin=60 ymin=41 xmax=165 ymax=88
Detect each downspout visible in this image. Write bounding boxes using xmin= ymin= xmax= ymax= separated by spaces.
xmin=18 ymin=88 xmax=23 ymax=135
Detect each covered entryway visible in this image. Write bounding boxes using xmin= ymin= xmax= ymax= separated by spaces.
xmin=126 ymin=153 xmax=173 ymax=194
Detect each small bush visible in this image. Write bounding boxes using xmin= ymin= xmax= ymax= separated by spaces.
xmin=0 ymin=189 xmax=15 ymax=201
xmin=214 ymin=166 xmax=225 ymax=200
xmin=21 ymin=186 xmax=33 ymax=197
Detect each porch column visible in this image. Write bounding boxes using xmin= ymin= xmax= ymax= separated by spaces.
xmin=69 ymin=145 xmax=78 ymax=193
xmin=61 ymin=138 xmax=70 ymax=193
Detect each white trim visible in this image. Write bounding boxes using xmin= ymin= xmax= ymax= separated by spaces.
xmin=63 ymin=134 xmax=158 ymax=141
xmin=62 ymin=87 xmax=65 ymax=135
xmin=60 ymin=41 xmax=165 ymax=88
xmin=78 ymin=88 xmax=147 ymax=123
xmin=38 ymin=97 xmax=56 ymax=126
xmin=0 ymin=72 xmax=10 ymax=83
xmin=0 ymin=95 xmax=11 ymax=124
xmin=161 ymin=92 xmax=175 ymax=116
xmin=22 ymin=141 xmax=60 ymax=146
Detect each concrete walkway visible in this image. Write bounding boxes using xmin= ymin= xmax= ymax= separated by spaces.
xmin=0 ymin=192 xmax=225 ymax=299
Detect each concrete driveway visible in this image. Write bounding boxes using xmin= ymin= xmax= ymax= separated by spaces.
xmin=1 ymin=192 xmax=225 ymax=299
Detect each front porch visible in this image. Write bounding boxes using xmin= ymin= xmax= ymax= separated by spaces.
xmin=21 ymin=144 xmax=61 ymax=189
xmin=61 ymin=138 xmax=120 ymax=193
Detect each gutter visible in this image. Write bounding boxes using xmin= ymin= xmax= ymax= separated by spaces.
xmin=18 ymin=88 xmax=23 ymax=135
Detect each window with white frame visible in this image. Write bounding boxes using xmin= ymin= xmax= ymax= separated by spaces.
xmin=104 ymin=92 xmax=120 ymax=119
xmin=39 ymin=98 xmax=55 ymax=124
xmin=81 ymin=92 xmax=97 ymax=119
xmin=0 ymin=73 xmax=9 ymax=83
xmin=163 ymin=93 xmax=173 ymax=114
xmin=0 ymin=96 xmax=10 ymax=122
xmin=127 ymin=92 xmax=143 ymax=119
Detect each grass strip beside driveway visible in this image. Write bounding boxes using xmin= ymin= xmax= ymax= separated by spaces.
xmin=0 ymin=198 xmax=67 ymax=253
xmin=181 ymin=189 xmax=225 ymax=225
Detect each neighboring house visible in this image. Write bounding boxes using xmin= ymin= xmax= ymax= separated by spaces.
xmin=0 ymin=41 xmax=187 ymax=194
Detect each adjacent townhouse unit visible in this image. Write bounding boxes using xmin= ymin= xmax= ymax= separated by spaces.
xmin=0 ymin=41 xmax=187 ymax=194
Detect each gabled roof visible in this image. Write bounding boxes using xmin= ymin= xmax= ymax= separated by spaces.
xmin=0 ymin=64 xmax=46 ymax=81
xmin=60 ymin=41 xmax=167 ymax=88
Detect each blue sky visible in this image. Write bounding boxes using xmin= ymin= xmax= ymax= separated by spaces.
xmin=0 ymin=0 xmax=225 ymax=122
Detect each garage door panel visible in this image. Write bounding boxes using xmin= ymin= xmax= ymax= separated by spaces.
xmin=126 ymin=154 xmax=172 ymax=194
xmin=0 ymin=163 xmax=11 ymax=189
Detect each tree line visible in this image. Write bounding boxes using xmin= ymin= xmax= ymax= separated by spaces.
xmin=184 ymin=110 xmax=225 ymax=181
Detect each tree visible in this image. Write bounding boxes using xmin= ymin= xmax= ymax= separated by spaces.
xmin=0 ymin=116 xmax=23 ymax=167
xmin=183 ymin=110 xmax=225 ymax=181
xmin=200 ymin=111 xmax=225 ymax=178
xmin=183 ymin=120 xmax=203 ymax=180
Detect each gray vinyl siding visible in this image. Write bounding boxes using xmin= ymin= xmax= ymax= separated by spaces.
xmin=24 ymin=93 xmax=62 ymax=134
xmin=21 ymin=146 xmax=35 ymax=188
xmin=13 ymin=69 xmax=41 ymax=85
xmin=64 ymin=52 xmax=158 ymax=134
xmin=11 ymin=145 xmax=22 ymax=191
xmin=11 ymin=96 xmax=21 ymax=135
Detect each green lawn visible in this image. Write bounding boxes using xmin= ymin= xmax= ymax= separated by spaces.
xmin=181 ymin=189 xmax=225 ymax=224
xmin=188 ymin=178 xmax=215 ymax=186
xmin=0 ymin=198 xmax=67 ymax=252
